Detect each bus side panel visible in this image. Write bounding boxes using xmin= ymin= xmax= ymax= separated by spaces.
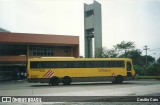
xmin=54 ymin=68 xmax=127 ymax=77
xmin=28 ymin=67 xmax=127 ymax=79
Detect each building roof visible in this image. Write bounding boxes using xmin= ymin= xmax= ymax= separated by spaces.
xmin=0 ymin=32 xmax=79 ymax=45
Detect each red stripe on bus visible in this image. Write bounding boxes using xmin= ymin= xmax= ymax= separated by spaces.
xmin=45 ymin=71 xmax=52 ymax=78
xmin=44 ymin=70 xmax=52 ymax=78
xmin=43 ymin=70 xmax=51 ymax=78
xmin=47 ymin=72 xmax=54 ymax=78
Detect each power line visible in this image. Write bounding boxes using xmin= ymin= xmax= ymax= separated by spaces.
xmin=148 ymin=48 xmax=160 ymax=51
xmin=141 ymin=48 xmax=160 ymax=52
xmin=143 ymin=46 xmax=149 ymax=65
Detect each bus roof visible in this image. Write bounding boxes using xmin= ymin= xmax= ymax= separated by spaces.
xmin=28 ymin=57 xmax=132 ymax=61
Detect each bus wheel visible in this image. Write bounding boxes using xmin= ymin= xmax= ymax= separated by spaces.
xmin=112 ymin=75 xmax=123 ymax=84
xmin=50 ymin=76 xmax=60 ymax=86
xmin=115 ymin=76 xmax=123 ymax=84
xmin=62 ymin=76 xmax=72 ymax=85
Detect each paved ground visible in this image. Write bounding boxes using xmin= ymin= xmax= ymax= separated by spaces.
xmin=0 ymin=79 xmax=160 ymax=96
xmin=0 ymin=79 xmax=160 ymax=105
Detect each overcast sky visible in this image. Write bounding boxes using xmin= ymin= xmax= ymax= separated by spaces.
xmin=0 ymin=0 xmax=160 ymax=59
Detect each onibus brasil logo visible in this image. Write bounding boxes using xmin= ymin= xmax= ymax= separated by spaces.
xmin=2 ymin=97 xmax=42 ymax=103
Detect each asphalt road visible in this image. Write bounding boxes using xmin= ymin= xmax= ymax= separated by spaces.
xmin=0 ymin=79 xmax=160 ymax=105
xmin=0 ymin=79 xmax=160 ymax=96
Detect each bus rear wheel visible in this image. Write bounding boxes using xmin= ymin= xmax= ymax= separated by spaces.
xmin=62 ymin=76 xmax=72 ymax=85
xmin=113 ymin=76 xmax=123 ymax=84
xmin=50 ymin=76 xmax=60 ymax=86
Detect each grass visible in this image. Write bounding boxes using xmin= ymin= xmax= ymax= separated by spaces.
xmin=135 ymin=76 xmax=160 ymax=79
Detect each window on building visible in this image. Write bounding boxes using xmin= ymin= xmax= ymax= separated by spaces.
xmin=29 ymin=46 xmax=54 ymax=56
xmin=85 ymin=10 xmax=94 ymax=17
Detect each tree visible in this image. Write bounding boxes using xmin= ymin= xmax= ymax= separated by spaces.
xmin=105 ymin=49 xmax=118 ymax=58
xmin=95 ymin=41 xmax=157 ymax=76
xmin=119 ymin=49 xmax=144 ymax=66
xmin=157 ymin=57 xmax=160 ymax=64
xmin=133 ymin=65 xmax=145 ymax=75
xmin=114 ymin=41 xmax=135 ymax=57
xmin=103 ymin=41 xmax=159 ymax=76
xmin=95 ymin=47 xmax=118 ymax=58
xmin=146 ymin=63 xmax=160 ymax=76
xmin=95 ymin=47 xmax=106 ymax=58
xmin=114 ymin=41 xmax=135 ymax=50
xmin=146 ymin=55 xmax=155 ymax=65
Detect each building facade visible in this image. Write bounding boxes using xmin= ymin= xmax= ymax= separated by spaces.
xmin=0 ymin=32 xmax=79 ymax=80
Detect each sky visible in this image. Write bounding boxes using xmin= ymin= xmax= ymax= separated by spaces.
xmin=0 ymin=0 xmax=160 ymax=59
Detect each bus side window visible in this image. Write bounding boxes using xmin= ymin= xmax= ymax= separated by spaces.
xmin=127 ymin=62 xmax=131 ymax=71
xmin=37 ymin=63 xmax=42 ymax=68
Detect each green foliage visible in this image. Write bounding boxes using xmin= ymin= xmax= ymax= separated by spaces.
xmin=157 ymin=57 xmax=160 ymax=64
xmin=96 ymin=41 xmax=159 ymax=76
xmin=133 ymin=61 xmax=159 ymax=76
xmin=95 ymin=47 xmax=118 ymax=58
xmin=146 ymin=55 xmax=155 ymax=64
xmin=135 ymin=76 xmax=160 ymax=79
xmin=114 ymin=41 xmax=135 ymax=50
xmin=103 ymin=49 xmax=118 ymax=58
xmin=119 ymin=49 xmax=145 ymax=65
xmin=115 ymin=41 xmax=155 ymax=66
xmin=95 ymin=48 xmax=106 ymax=58
xmin=133 ymin=65 xmax=144 ymax=75
xmin=146 ymin=64 xmax=160 ymax=76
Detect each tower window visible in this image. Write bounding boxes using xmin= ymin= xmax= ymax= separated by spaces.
xmin=85 ymin=10 xmax=94 ymax=17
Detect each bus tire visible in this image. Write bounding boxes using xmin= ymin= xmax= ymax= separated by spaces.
xmin=62 ymin=76 xmax=72 ymax=85
xmin=50 ymin=76 xmax=60 ymax=86
xmin=112 ymin=76 xmax=123 ymax=84
xmin=115 ymin=76 xmax=123 ymax=84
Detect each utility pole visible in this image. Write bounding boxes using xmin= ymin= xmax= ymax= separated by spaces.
xmin=143 ymin=46 xmax=149 ymax=65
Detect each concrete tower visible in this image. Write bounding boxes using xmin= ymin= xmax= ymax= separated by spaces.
xmin=84 ymin=0 xmax=102 ymax=58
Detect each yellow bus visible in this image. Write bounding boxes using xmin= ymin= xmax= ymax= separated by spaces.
xmin=27 ymin=58 xmax=135 ymax=85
